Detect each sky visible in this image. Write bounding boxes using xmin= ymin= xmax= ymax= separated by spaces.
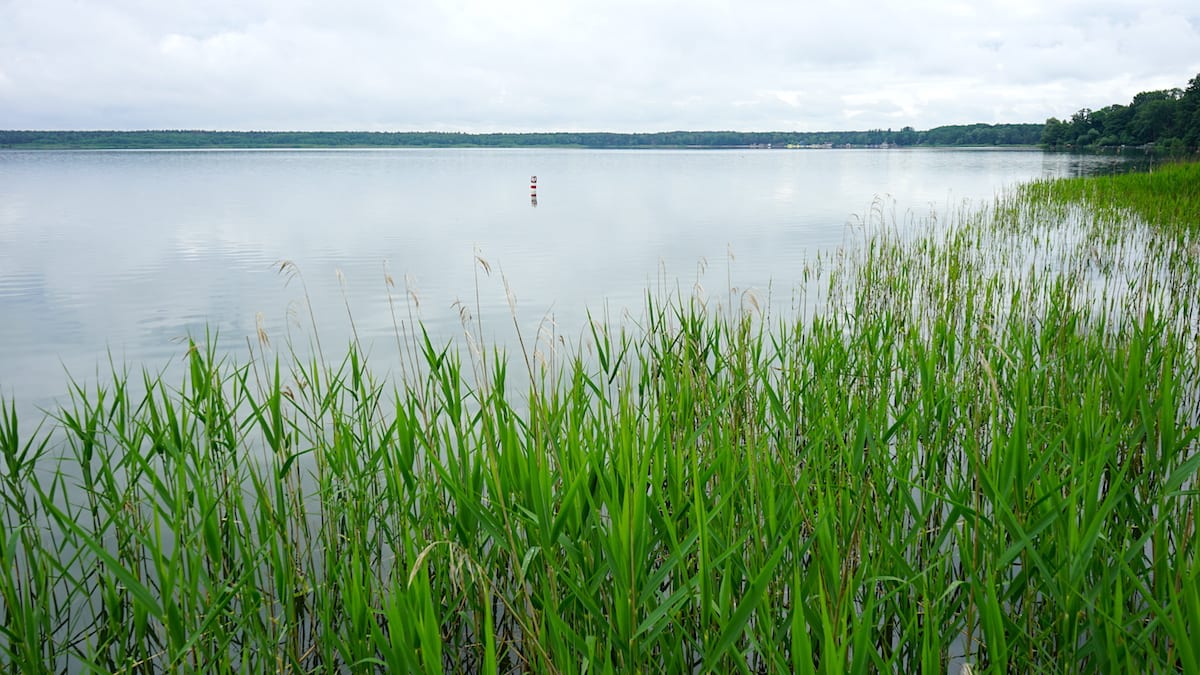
xmin=2 ymin=0 xmax=1199 ymax=133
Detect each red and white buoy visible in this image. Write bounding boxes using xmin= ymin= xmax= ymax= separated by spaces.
xmin=530 ymin=175 xmax=538 ymax=190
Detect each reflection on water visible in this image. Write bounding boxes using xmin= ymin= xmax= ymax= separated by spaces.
xmin=0 ymin=148 xmax=1135 ymax=409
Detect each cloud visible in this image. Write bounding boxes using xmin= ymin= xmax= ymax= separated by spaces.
xmin=1 ymin=0 xmax=1198 ymax=131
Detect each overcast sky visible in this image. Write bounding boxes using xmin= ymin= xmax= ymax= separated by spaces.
xmin=2 ymin=0 xmax=1198 ymax=132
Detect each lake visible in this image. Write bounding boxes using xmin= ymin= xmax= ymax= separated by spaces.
xmin=0 ymin=148 xmax=1134 ymax=409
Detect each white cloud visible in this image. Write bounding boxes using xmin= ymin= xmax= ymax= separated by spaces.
xmin=1 ymin=0 xmax=1198 ymax=131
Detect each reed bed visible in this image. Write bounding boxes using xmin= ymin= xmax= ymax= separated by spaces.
xmin=2 ymin=162 xmax=1198 ymax=673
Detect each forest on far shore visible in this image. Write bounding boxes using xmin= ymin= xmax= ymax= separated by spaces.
xmin=3 ymin=72 xmax=1198 ymax=152
xmin=0 ymin=124 xmax=1040 ymax=150
xmin=1041 ymin=72 xmax=1200 ymax=153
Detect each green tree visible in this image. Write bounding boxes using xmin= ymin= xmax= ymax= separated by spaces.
xmin=1176 ymin=75 xmax=1200 ymax=150
xmin=1045 ymin=120 xmax=1066 ymax=146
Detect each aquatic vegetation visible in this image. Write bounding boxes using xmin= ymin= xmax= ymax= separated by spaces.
xmin=1 ymin=162 xmax=1198 ymax=672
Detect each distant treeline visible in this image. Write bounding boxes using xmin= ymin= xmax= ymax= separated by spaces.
xmin=11 ymin=72 xmax=1200 ymax=153
xmin=1042 ymin=72 xmax=1200 ymax=153
xmin=0 ymin=124 xmax=1043 ymax=150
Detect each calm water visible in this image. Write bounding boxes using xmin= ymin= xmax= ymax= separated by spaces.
xmin=0 ymin=148 xmax=1132 ymax=408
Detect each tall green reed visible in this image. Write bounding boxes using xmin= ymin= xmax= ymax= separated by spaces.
xmin=1 ymin=161 xmax=1198 ymax=672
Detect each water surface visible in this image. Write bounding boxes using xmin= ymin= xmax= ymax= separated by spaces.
xmin=0 ymin=148 xmax=1132 ymax=407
